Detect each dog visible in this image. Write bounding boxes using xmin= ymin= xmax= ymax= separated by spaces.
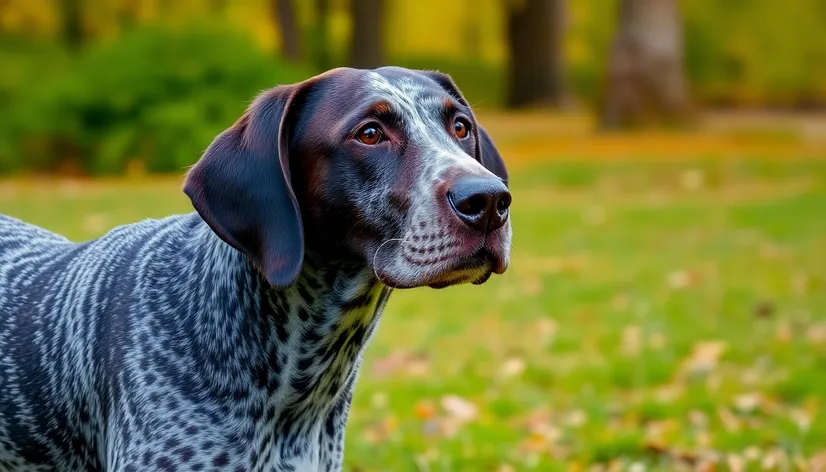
xmin=0 ymin=67 xmax=511 ymax=471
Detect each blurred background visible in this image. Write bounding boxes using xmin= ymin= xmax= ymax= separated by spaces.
xmin=1 ymin=0 xmax=825 ymax=470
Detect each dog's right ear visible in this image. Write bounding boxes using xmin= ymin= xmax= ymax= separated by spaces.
xmin=184 ymin=85 xmax=305 ymax=289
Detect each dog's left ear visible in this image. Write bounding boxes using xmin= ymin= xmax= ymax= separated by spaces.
xmin=420 ymin=70 xmax=509 ymax=185
xmin=183 ymin=84 xmax=309 ymax=288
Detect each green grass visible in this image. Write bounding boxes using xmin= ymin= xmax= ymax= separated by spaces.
xmin=1 ymin=146 xmax=825 ymax=471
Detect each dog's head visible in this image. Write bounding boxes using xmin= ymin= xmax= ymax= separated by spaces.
xmin=184 ymin=67 xmax=511 ymax=289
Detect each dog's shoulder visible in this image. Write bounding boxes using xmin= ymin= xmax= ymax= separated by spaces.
xmin=0 ymin=213 xmax=71 ymax=245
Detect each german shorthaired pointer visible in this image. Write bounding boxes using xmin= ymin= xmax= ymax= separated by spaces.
xmin=0 ymin=67 xmax=511 ymax=471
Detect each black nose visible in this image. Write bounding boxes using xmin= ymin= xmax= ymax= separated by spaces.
xmin=447 ymin=176 xmax=511 ymax=234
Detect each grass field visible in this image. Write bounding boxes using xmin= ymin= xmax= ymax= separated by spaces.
xmin=0 ymin=114 xmax=824 ymax=471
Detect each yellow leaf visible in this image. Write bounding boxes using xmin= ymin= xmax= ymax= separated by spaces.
xmin=414 ymin=400 xmax=436 ymax=420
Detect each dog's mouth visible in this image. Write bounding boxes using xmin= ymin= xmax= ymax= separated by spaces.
xmin=373 ymin=229 xmax=510 ymax=290
xmin=425 ymin=248 xmax=506 ymax=289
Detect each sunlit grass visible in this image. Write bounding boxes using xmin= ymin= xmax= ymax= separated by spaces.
xmin=1 ymin=117 xmax=824 ymax=471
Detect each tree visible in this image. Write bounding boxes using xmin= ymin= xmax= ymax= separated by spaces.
xmin=310 ymin=0 xmax=332 ymax=70
xmin=272 ymin=0 xmax=302 ymax=62
xmin=505 ymin=0 xmax=565 ymax=108
xmin=209 ymin=0 xmax=228 ymax=13
xmin=57 ymin=0 xmax=85 ymax=51
xmin=349 ymin=0 xmax=386 ymax=69
xmin=601 ymin=0 xmax=691 ymax=128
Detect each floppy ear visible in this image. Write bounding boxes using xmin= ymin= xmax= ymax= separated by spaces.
xmin=183 ymin=85 xmax=305 ymax=288
xmin=475 ymin=124 xmax=508 ymax=185
xmin=419 ymin=70 xmax=509 ymax=185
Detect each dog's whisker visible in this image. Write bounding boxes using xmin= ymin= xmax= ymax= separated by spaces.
xmin=372 ymin=237 xmax=414 ymax=286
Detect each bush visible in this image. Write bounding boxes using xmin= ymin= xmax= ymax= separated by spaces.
xmin=0 ymin=25 xmax=311 ymax=174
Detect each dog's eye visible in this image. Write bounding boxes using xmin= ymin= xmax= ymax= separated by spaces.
xmin=357 ymin=126 xmax=382 ymax=145
xmin=453 ymin=118 xmax=471 ymax=139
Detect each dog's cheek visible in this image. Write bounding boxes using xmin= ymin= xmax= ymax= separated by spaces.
xmin=293 ymin=152 xmax=352 ymax=255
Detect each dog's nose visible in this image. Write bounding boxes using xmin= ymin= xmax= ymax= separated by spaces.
xmin=447 ymin=176 xmax=511 ymax=234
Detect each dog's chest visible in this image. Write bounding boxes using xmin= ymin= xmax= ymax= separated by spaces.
xmin=168 ymin=267 xmax=390 ymax=471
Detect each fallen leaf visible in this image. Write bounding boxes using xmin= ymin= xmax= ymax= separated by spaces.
xmin=628 ymin=462 xmax=645 ymax=472
xmin=440 ymin=395 xmax=478 ymax=423
xmin=754 ymin=300 xmax=776 ymax=318
xmin=718 ymin=408 xmax=741 ymax=432
xmin=688 ymin=410 xmax=708 ymax=428
xmin=775 ymin=321 xmax=794 ymax=343
xmin=791 ymin=273 xmax=809 ymax=295
xmin=667 ymin=270 xmax=693 ymax=289
xmin=621 ymin=325 xmax=643 ymax=356
xmin=612 ymin=293 xmax=631 ymax=311
xmin=500 ymin=357 xmax=526 ymax=379
xmin=564 ymin=409 xmax=587 ymax=428
xmin=82 ymin=213 xmax=107 ymax=234
xmin=726 ymin=454 xmax=744 ymax=472
xmin=535 ymin=318 xmax=558 ymax=346
xmin=743 ymin=446 xmax=762 ymax=462
xmin=362 ymin=415 xmax=398 ymax=445
xmin=371 ymin=350 xmax=430 ymax=378
xmin=371 ymin=391 xmax=388 ymax=409
xmin=644 ymin=419 xmax=678 ymax=443
xmin=695 ymin=430 xmax=712 ymax=448
xmin=680 ymin=168 xmax=705 ymax=190
xmin=759 ymin=243 xmax=787 ymax=261
xmin=809 ymin=451 xmax=826 ymax=471
xmin=681 ymin=340 xmax=727 ymax=377
xmin=694 ymin=459 xmax=717 ymax=472
xmin=806 ymin=322 xmax=826 ymax=345
xmin=524 ymin=276 xmax=543 ymax=295
xmin=414 ymin=400 xmax=436 ymax=420
xmin=789 ymin=408 xmax=812 ymax=433
xmin=762 ymin=448 xmax=790 ymax=470
xmin=648 ymin=332 xmax=668 ymax=350
xmin=734 ymin=392 xmax=761 ymax=413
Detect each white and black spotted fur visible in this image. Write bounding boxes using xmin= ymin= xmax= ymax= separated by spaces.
xmin=0 ymin=67 xmax=511 ymax=471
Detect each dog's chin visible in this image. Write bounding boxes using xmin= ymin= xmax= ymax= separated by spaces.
xmin=378 ymin=248 xmax=506 ymax=290
xmin=425 ymin=250 xmax=497 ymax=289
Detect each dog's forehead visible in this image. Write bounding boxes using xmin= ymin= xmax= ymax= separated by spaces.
xmin=363 ymin=69 xmax=446 ymax=114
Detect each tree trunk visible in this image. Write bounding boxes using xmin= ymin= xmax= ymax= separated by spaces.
xmin=272 ymin=0 xmax=302 ymax=62
xmin=209 ymin=0 xmax=228 ymax=13
xmin=506 ymin=0 xmax=565 ymax=108
xmin=58 ymin=0 xmax=84 ymax=51
xmin=601 ymin=0 xmax=691 ymax=129
xmin=310 ymin=0 xmax=331 ymax=70
xmin=349 ymin=0 xmax=386 ymax=69
xmin=116 ymin=0 xmax=140 ymax=30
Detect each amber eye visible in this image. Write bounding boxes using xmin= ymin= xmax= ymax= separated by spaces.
xmin=454 ymin=118 xmax=470 ymax=139
xmin=357 ymin=125 xmax=382 ymax=145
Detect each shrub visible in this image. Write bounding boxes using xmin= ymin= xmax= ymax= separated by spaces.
xmin=1 ymin=25 xmax=311 ymax=174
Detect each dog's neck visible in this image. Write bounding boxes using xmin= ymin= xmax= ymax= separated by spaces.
xmin=181 ymin=216 xmax=391 ymax=416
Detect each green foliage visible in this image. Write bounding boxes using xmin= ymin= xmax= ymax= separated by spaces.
xmin=0 ymin=25 xmax=311 ymax=174
xmin=1 ymin=1 xmax=825 ymax=174
xmin=683 ymin=0 xmax=826 ymax=107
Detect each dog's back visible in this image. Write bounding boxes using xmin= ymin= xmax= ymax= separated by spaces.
xmin=0 ymin=214 xmax=190 ymax=470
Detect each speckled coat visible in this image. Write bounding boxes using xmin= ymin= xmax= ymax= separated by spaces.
xmin=0 ymin=213 xmax=388 ymax=471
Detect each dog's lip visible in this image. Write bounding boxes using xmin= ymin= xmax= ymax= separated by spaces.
xmin=376 ymin=240 xmax=509 ymax=289
xmin=471 ymin=272 xmax=492 ymax=285
xmin=425 ymin=248 xmax=503 ymax=288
